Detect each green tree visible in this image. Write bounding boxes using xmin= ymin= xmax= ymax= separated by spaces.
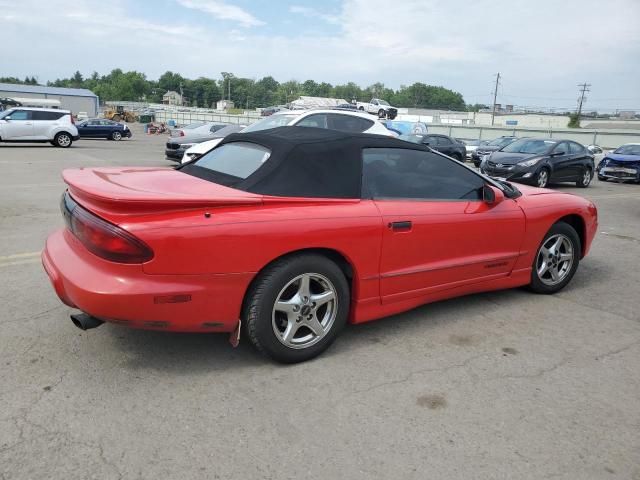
xmin=567 ymin=113 xmax=580 ymax=128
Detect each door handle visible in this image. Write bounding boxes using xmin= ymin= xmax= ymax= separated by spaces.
xmin=388 ymin=221 xmax=412 ymax=231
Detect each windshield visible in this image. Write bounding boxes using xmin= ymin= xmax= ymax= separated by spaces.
xmin=187 ymin=142 xmax=270 ymax=181
xmin=487 ymin=137 xmax=515 ymax=147
xmin=242 ymin=114 xmax=298 ymax=132
xmin=502 ymin=139 xmax=555 ymax=154
xmin=385 ymin=121 xmax=427 ymax=135
xmin=377 ymin=100 xmax=390 ymax=106
xmin=613 ymin=144 xmax=640 ymax=156
xmin=212 ymin=125 xmax=240 ymax=136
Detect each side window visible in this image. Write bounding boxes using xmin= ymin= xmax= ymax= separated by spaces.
xmin=327 ymin=114 xmax=374 ymax=133
xmin=363 ymin=148 xmax=484 ymax=200
xmin=7 ymin=110 xmax=30 ymax=120
xmin=296 ymin=114 xmax=328 ymax=129
xmin=437 ymin=136 xmax=453 ymax=145
xmin=32 ymin=111 xmax=64 ymax=121
xmin=569 ymin=142 xmax=584 ymax=154
xmin=89 ymin=120 xmax=101 ymax=125
xmin=554 ymin=142 xmax=569 ymax=155
xmin=424 ymin=136 xmax=439 ymax=145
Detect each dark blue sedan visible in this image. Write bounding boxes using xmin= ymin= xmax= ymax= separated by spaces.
xmin=76 ymin=119 xmax=132 ymax=141
xmin=597 ymin=144 xmax=640 ymax=183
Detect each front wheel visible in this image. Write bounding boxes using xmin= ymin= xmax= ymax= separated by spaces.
xmin=377 ymin=109 xmax=386 ymax=118
xmin=244 ymin=254 xmax=350 ymax=363
xmin=576 ymin=167 xmax=592 ymax=188
xmin=535 ymin=168 xmax=550 ymax=188
xmin=53 ymin=132 xmax=72 ymax=148
xmin=529 ymin=222 xmax=581 ymax=294
xmin=111 ymin=131 xmax=122 ymax=141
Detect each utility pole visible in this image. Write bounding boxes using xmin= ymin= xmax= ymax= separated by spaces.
xmin=576 ymin=82 xmax=591 ymax=117
xmin=491 ymin=72 xmax=500 ymax=126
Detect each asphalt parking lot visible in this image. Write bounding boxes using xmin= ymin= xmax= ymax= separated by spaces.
xmin=1 ymin=125 xmax=639 ymax=480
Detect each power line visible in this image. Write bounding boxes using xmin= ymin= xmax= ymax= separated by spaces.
xmin=491 ymin=72 xmax=500 ymax=126
xmin=576 ymin=82 xmax=591 ymax=116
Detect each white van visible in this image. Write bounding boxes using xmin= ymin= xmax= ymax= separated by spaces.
xmin=0 ymin=107 xmax=79 ymax=147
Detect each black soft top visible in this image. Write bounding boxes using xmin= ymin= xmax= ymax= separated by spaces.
xmin=183 ymin=126 xmax=430 ymax=199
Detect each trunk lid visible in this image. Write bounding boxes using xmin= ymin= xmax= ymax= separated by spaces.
xmin=63 ymin=167 xmax=263 ymax=214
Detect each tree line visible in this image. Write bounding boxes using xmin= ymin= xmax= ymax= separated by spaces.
xmin=2 ymin=70 xmax=469 ymax=111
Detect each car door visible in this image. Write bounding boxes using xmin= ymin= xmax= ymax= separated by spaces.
xmin=1 ymin=109 xmax=34 ymax=139
xmin=549 ymin=142 xmax=573 ymax=180
xmin=32 ymin=110 xmax=63 ymax=139
xmin=363 ymin=148 xmax=526 ymax=303
xmin=434 ymin=135 xmax=456 ymax=156
xmin=99 ymin=120 xmax=116 ymax=138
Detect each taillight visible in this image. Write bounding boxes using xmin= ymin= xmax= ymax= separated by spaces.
xmin=61 ymin=192 xmax=153 ymax=264
xmin=179 ymin=131 xmax=184 ymax=136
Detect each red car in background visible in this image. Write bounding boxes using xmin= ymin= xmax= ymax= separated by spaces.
xmin=43 ymin=127 xmax=597 ymax=363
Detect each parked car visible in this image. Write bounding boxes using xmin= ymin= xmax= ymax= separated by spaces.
xmin=334 ymin=103 xmax=359 ymax=111
xmin=0 ymin=97 xmax=22 ymax=110
xmin=165 ymin=124 xmax=245 ymax=161
xmin=76 ymin=119 xmax=132 ymax=141
xmin=0 ymin=107 xmax=79 ymax=147
xmin=596 ymin=143 xmax=640 ymax=183
xmin=261 ymin=106 xmax=289 ymax=116
xmin=482 ymin=138 xmax=595 ymax=188
xmin=356 ymin=98 xmax=398 ymax=119
xmin=461 ymin=139 xmax=490 ymax=159
xmin=382 ymin=120 xmax=428 ymax=136
xmin=180 ymin=109 xmax=393 ymax=163
xmin=169 ymin=121 xmax=207 ymax=137
xmin=43 ymin=126 xmax=597 ymax=363
xmin=471 ymin=136 xmax=519 ymax=167
xmin=401 ymin=133 xmax=467 ymax=162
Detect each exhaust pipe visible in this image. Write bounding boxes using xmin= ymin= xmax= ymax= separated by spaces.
xmin=70 ymin=313 xmax=104 ymax=331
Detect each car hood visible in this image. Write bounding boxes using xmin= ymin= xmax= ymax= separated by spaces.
xmin=604 ymin=153 xmax=640 ymax=163
xmin=488 ymin=151 xmax=537 ymax=165
xmin=63 ymin=167 xmax=263 ymax=215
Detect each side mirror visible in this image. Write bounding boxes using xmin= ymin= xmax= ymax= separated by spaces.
xmin=483 ymin=184 xmax=505 ymax=206
xmin=3 ymin=116 xmax=11 ymax=121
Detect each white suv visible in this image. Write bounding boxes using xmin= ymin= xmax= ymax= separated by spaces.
xmin=0 ymin=107 xmax=79 ymax=148
xmin=180 ymin=109 xmax=393 ymax=163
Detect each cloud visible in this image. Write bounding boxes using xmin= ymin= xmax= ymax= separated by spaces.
xmin=1 ymin=0 xmax=639 ymax=110
xmin=175 ymin=0 xmax=264 ymax=27
xmin=289 ymin=5 xmax=340 ymax=25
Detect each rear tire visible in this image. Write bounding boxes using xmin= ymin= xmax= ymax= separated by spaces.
xmin=529 ymin=222 xmax=581 ymax=294
xmin=244 ymin=254 xmax=350 ymax=363
xmin=451 ymin=152 xmax=463 ymax=162
xmin=53 ymin=132 xmax=72 ymax=148
xmin=377 ymin=109 xmax=386 ymax=118
xmin=576 ymin=167 xmax=592 ymax=188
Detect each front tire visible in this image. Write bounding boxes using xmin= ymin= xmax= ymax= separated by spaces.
xmin=576 ymin=167 xmax=592 ymax=188
xmin=377 ymin=109 xmax=386 ymax=118
xmin=53 ymin=132 xmax=72 ymax=148
xmin=111 ymin=131 xmax=122 ymax=141
xmin=244 ymin=254 xmax=350 ymax=363
xmin=535 ymin=167 xmax=550 ymax=188
xmin=529 ymin=222 xmax=581 ymax=294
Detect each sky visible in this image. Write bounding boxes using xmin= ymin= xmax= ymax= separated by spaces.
xmin=1 ymin=0 xmax=639 ymax=111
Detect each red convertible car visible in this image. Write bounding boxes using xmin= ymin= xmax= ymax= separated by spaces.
xmin=43 ymin=127 xmax=598 ymax=363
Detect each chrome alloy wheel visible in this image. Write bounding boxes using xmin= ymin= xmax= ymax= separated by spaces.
xmin=271 ymin=273 xmax=338 ymax=349
xmin=57 ymin=134 xmax=71 ymax=147
xmin=537 ymin=169 xmax=549 ymax=188
xmin=112 ymin=131 xmax=122 ymax=141
xmin=582 ymin=168 xmax=592 ymax=186
xmin=536 ymin=234 xmax=574 ymax=286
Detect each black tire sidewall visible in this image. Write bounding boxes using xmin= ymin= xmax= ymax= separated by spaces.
xmin=529 ymin=222 xmax=581 ymax=294
xmin=246 ymin=254 xmax=350 ymax=363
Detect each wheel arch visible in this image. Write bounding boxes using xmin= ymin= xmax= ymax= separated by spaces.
xmin=241 ymin=247 xmax=356 ymax=313
xmin=555 ymin=214 xmax=586 ymax=258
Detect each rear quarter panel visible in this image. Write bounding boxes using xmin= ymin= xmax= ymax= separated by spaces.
xmin=125 ymin=200 xmax=384 ymax=304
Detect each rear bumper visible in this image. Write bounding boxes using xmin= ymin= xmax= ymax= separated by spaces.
xmin=165 ymin=148 xmax=184 ymax=160
xmin=42 ymin=228 xmax=252 ymax=332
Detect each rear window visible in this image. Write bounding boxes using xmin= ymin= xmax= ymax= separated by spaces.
xmin=32 ymin=111 xmax=65 ymax=121
xmin=188 ymin=142 xmax=270 ymax=180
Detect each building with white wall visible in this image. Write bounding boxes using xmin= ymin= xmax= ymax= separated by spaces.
xmin=0 ymin=83 xmax=98 ymax=116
